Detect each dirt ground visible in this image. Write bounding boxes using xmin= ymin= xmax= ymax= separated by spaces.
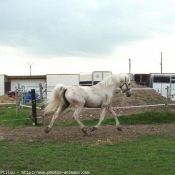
xmin=0 ymin=124 xmax=175 ymax=144
xmin=0 ymin=82 xmax=175 ymax=143
xmin=0 ymin=95 xmax=15 ymax=103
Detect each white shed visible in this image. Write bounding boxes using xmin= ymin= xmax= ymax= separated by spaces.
xmin=46 ymin=74 xmax=79 ymax=95
xmin=5 ymin=75 xmax=46 ymax=94
xmin=79 ymin=71 xmax=113 ymax=86
xmin=0 ymin=74 xmax=5 ymax=95
xmin=46 ymin=74 xmax=79 ymax=87
xmin=150 ymin=74 xmax=175 ymax=101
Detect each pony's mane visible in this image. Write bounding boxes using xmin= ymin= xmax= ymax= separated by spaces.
xmin=101 ymin=74 xmax=129 ymax=87
xmin=101 ymin=74 xmax=118 ymax=87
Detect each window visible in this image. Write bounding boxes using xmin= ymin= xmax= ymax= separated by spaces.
xmin=153 ymin=75 xmax=170 ymax=83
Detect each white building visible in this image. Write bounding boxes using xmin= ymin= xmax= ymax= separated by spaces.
xmin=150 ymin=74 xmax=175 ymax=101
xmin=46 ymin=74 xmax=79 ymax=87
xmin=0 ymin=75 xmax=46 ymax=95
xmin=0 ymin=71 xmax=114 ymax=96
xmin=46 ymin=74 xmax=79 ymax=96
xmin=0 ymin=74 xmax=5 ymax=95
xmin=135 ymin=73 xmax=175 ymax=101
xmin=79 ymin=71 xmax=112 ymax=86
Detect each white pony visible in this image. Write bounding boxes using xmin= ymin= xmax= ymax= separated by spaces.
xmin=44 ymin=74 xmax=131 ymax=135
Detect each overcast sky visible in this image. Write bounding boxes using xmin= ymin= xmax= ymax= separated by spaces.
xmin=0 ymin=0 xmax=175 ymax=75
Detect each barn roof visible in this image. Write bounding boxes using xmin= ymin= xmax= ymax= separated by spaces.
xmin=5 ymin=75 xmax=46 ymax=79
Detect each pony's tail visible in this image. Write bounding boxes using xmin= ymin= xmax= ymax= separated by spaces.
xmin=44 ymin=84 xmax=67 ymax=114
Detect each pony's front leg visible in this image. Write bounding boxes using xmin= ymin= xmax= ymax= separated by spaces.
xmin=107 ymin=106 xmax=122 ymax=131
xmin=90 ymin=107 xmax=106 ymax=132
xmin=45 ymin=106 xmax=66 ymax=134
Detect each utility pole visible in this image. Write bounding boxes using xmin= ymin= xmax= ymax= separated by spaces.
xmin=30 ymin=65 xmax=32 ymax=76
xmin=129 ymin=59 xmax=131 ymax=74
xmin=160 ymin=52 xmax=162 ymax=73
xmin=27 ymin=62 xmax=34 ymax=76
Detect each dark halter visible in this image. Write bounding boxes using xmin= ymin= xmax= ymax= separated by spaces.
xmin=120 ymin=76 xmax=130 ymax=93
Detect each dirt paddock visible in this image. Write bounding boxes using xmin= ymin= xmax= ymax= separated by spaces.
xmin=0 ymin=82 xmax=175 ymax=143
xmin=0 ymin=124 xmax=175 ymax=144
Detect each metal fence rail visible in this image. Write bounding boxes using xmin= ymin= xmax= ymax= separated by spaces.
xmin=13 ymin=84 xmax=175 ymax=125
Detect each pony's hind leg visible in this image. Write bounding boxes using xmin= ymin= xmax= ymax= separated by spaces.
xmin=90 ymin=107 xmax=106 ymax=132
xmin=45 ymin=105 xmax=67 ymax=134
xmin=73 ymin=107 xmax=87 ymax=135
xmin=107 ymin=106 xmax=122 ymax=131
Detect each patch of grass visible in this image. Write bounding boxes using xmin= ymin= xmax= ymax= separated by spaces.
xmin=0 ymin=135 xmax=175 ymax=175
xmin=1 ymin=104 xmax=175 ymax=127
xmin=55 ymin=111 xmax=175 ymax=127
xmin=119 ymin=110 xmax=175 ymax=125
xmin=132 ymin=92 xmax=166 ymax=104
xmin=0 ymin=104 xmax=33 ymax=127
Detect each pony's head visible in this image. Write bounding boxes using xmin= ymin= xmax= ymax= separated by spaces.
xmin=119 ymin=74 xmax=131 ymax=97
xmin=103 ymin=73 xmax=132 ymax=97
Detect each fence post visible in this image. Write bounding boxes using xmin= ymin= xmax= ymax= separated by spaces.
xmin=31 ymin=89 xmax=37 ymax=125
xmin=166 ymin=86 xmax=169 ymax=109
xmin=15 ymin=83 xmax=21 ymax=117
xmin=21 ymin=85 xmax=25 ymax=106
xmin=39 ymin=83 xmax=43 ymax=101
xmin=15 ymin=87 xmax=19 ymax=117
xmin=41 ymin=105 xmax=45 ymax=124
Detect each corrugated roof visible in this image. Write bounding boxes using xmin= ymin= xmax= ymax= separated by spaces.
xmin=46 ymin=74 xmax=78 ymax=75
xmin=6 ymin=75 xmax=46 ymax=79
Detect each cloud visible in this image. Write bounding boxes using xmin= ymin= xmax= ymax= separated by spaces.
xmin=0 ymin=0 xmax=175 ymax=58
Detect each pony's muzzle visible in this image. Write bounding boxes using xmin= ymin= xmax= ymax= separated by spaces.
xmin=126 ymin=90 xmax=132 ymax=97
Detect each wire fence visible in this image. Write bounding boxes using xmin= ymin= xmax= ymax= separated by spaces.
xmin=1 ymin=84 xmax=174 ymax=124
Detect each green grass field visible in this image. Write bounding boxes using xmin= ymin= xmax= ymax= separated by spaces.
xmin=0 ymin=104 xmax=175 ymax=175
xmin=0 ymin=104 xmax=175 ymax=127
xmin=0 ymin=135 xmax=175 ymax=175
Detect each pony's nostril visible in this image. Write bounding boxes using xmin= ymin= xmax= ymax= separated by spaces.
xmin=126 ymin=91 xmax=132 ymax=97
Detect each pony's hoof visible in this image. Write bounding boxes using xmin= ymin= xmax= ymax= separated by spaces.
xmin=90 ymin=126 xmax=97 ymax=132
xmin=117 ymin=126 xmax=122 ymax=131
xmin=45 ymin=127 xmax=51 ymax=134
xmin=82 ymin=127 xmax=88 ymax=136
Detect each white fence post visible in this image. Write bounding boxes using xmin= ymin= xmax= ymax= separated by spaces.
xmin=15 ymin=83 xmax=21 ymax=117
xmin=39 ymin=83 xmax=44 ymax=101
xmin=166 ymin=86 xmax=170 ymax=109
